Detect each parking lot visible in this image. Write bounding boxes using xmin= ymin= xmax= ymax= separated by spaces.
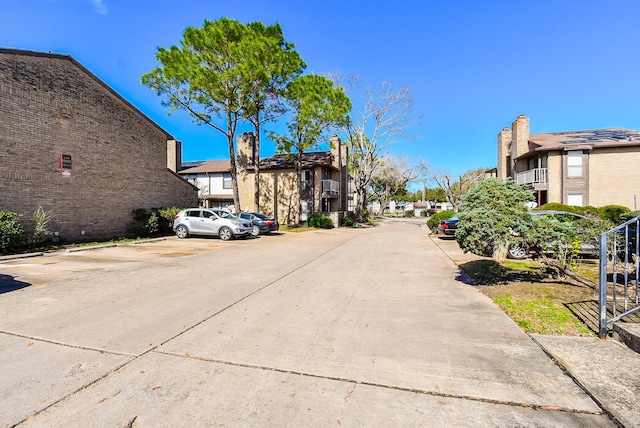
xmin=0 ymin=220 xmax=614 ymax=427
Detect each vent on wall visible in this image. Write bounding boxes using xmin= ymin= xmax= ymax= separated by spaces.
xmin=59 ymin=109 xmax=71 ymax=119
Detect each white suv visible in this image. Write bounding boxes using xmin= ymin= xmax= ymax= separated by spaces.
xmin=173 ymin=208 xmax=252 ymax=241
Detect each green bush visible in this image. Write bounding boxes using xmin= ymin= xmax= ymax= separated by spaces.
xmin=427 ymin=210 xmax=455 ymax=229
xmin=361 ymin=209 xmax=370 ymax=223
xmin=342 ymin=216 xmax=355 ymax=227
xmin=598 ymin=205 xmax=631 ymax=224
xmin=308 ymin=214 xmax=334 ymax=229
xmin=404 ymin=210 xmax=415 ymax=218
xmin=131 ymin=207 xmax=183 ymax=237
xmin=620 ymin=210 xmax=640 ymax=223
xmin=0 ymin=211 xmax=25 ymax=254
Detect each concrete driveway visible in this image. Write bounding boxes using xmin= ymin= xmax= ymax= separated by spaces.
xmin=0 ymin=219 xmax=614 ymax=427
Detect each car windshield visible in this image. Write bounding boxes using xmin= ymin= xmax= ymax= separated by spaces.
xmin=253 ymin=213 xmax=268 ymax=220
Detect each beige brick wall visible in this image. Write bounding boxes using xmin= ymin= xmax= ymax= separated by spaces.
xmin=0 ymin=51 xmax=197 ymax=241
xmin=588 ymin=147 xmax=640 ymax=209
xmin=546 ymin=151 xmax=563 ymax=203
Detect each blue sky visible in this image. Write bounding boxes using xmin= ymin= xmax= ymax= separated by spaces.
xmin=3 ymin=0 xmax=640 ymax=179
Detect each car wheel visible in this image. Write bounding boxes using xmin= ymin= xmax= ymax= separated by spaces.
xmin=507 ymin=243 xmax=527 ymax=260
xmin=251 ymin=225 xmax=260 ymax=236
xmin=175 ymin=225 xmax=189 ymax=239
xmin=219 ymin=226 xmax=233 ymax=241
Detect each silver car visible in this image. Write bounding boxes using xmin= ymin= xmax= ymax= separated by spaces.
xmin=173 ymin=208 xmax=253 ymax=241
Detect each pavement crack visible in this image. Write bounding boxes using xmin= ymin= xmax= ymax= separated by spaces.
xmin=152 ymin=350 xmax=605 ymax=417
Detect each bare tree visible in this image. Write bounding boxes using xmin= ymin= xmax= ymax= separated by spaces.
xmin=432 ymin=167 xmax=487 ymax=212
xmin=369 ymin=155 xmax=417 ymax=216
xmin=331 ymin=75 xmax=422 ymax=221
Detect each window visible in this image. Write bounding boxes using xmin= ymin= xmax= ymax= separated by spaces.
xmin=223 ymin=173 xmax=232 ymax=189
xmin=301 ymin=170 xmax=312 ymax=191
xmin=567 ymin=151 xmax=583 ymax=177
xmin=567 ymin=194 xmax=583 ymax=206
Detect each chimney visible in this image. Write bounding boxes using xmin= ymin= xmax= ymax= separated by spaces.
xmin=236 ymin=132 xmax=255 ymax=170
xmin=497 ymin=127 xmax=512 ymax=179
xmin=512 ymin=114 xmax=530 ymax=159
xmin=166 ymin=139 xmax=182 ymax=172
xmin=329 ymin=134 xmax=344 ymax=169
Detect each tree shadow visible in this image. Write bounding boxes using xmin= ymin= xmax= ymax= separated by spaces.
xmin=0 ymin=274 xmax=31 ymax=293
xmin=457 ymin=259 xmax=549 ymax=286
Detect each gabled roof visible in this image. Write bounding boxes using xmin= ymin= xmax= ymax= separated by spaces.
xmin=178 ymin=151 xmax=334 ymax=174
xmin=0 ymin=47 xmax=173 ymax=139
xmin=179 ymin=160 xmax=231 ymax=174
xmin=259 ymin=152 xmax=334 ymax=170
xmin=529 ymin=128 xmax=640 ymax=151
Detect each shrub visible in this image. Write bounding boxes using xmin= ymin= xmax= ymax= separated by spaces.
xmin=342 ymin=216 xmax=355 ymax=227
xmin=620 ymin=210 xmax=640 ymax=223
xmin=31 ymin=205 xmax=53 ymax=243
xmin=427 ymin=210 xmax=455 ymax=229
xmin=361 ymin=209 xmax=370 ymax=223
xmin=598 ymin=205 xmax=630 ymax=224
xmin=132 ymin=207 xmax=184 ymax=237
xmin=404 ymin=210 xmax=415 ymax=218
xmin=308 ymin=214 xmax=334 ymax=229
xmin=0 ymin=211 xmax=25 ymax=254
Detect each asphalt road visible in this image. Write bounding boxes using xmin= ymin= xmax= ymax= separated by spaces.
xmin=0 ymin=219 xmax=616 ymax=427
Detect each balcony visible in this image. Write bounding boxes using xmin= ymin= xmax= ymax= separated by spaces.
xmin=516 ymin=168 xmax=547 ymax=186
xmin=322 ymin=179 xmax=340 ymax=198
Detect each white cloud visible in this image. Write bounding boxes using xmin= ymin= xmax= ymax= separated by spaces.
xmin=90 ymin=0 xmax=108 ymax=14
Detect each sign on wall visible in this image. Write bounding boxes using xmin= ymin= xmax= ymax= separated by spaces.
xmin=59 ymin=154 xmax=72 ymax=178
xmin=59 ymin=154 xmax=72 ymax=169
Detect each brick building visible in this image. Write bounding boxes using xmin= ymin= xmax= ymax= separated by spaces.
xmin=179 ymin=133 xmax=350 ymax=225
xmin=497 ymin=114 xmax=640 ymax=209
xmin=0 ymin=48 xmax=197 ymax=242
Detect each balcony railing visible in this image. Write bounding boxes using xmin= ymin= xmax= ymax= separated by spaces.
xmin=516 ymin=168 xmax=547 ymax=186
xmin=322 ymin=179 xmax=340 ymax=197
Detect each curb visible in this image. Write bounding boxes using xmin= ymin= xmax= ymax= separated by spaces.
xmin=0 ymin=237 xmax=169 ymax=259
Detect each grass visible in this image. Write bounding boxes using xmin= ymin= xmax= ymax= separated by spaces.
xmin=459 ymin=258 xmax=597 ymax=336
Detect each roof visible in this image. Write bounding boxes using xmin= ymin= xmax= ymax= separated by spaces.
xmin=0 ymin=47 xmax=174 ymax=139
xmin=529 ymin=128 xmax=640 ymax=152
xmin=179 ymin=160 xmax=231 ymax=174
xmin=178 ymin=151 xmax=335 ymax=174
xmin=259 ymin=152 xmax=334 ymax=170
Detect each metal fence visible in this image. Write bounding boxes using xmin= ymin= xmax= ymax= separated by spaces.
xmin=599 ymin=215 xmax=640 ymax=338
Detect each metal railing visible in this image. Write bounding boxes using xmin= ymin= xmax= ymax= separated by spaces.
xmin=516 ymin=168 xmax=548 ymax=186
xmin=599 ymin=215 xmax=640 ymax=338
xmin=322 ymin=179 xmax=340 ymax=197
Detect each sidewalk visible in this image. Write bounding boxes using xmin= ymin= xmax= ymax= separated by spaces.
xmin=430 ymin=233 xmax=640 ymax=428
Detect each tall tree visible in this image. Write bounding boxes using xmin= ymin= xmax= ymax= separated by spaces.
xmin=240 ymin=22 xmax=306 ymax=211
xmin=269 ymin=74 xmax=351 ymax=223
xmin=332 ymin=76 xmax=421 ymax=222
xmin=142 ymin=18 xmax=303 ymax=211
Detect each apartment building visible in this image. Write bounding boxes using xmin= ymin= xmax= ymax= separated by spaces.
xmin=497 ymin=115 xmax=640 ymax=209
xmin=179 ymin=133 xmax=350 ymax=225
xmin=0 ymin=48 xmax=197 ymax=241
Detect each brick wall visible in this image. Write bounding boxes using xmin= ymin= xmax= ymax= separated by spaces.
xmin=0 ymin=50 xmax=197 ymax=241
xmin=588 ymin=147 xmax=640 ymax=209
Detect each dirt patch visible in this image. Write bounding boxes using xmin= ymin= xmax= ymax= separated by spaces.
xmin=457 ymin=259 xmax=598 ymax=336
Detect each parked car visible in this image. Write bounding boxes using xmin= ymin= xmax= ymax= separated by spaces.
xmin=437 ymin=217 xmax=459 ymax=236
xmin=236 ymin=212 xmax=280 ymax=236
xmin=173 ymin=208 xmax=253 ymax=241
xmin=507 ymin=210 xmax=597 ymax=259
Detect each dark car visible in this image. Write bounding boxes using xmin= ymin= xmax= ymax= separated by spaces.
xmin=437 ymin=217 xmax=459 ymax=236
xmin=236 ymin=212 xmax=280 ymax=236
